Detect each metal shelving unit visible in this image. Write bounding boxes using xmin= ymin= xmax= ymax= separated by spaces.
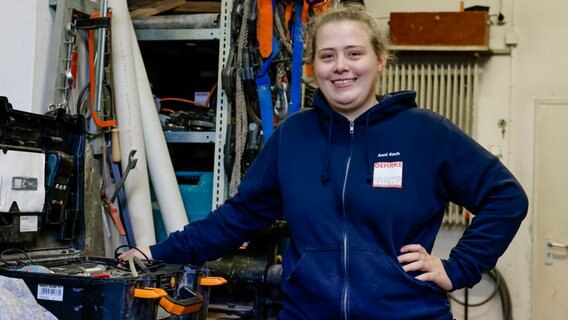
xmin=162 ymin=131 xmax=216 ymax=144
xmin=134 ymin=28 xmax=221 ymax=41
xmin=134 ymin=0 xmax=232 ymax=208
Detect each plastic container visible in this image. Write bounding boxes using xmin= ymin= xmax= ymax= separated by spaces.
xmin=152 ymin=172 xmax=213 ymax=242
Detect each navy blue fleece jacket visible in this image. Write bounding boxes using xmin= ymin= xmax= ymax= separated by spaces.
xmin=151 ymin=90 xmax=528 ymax=320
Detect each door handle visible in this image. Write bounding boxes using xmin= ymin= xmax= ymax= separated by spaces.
xmin=545 ymin=238 xmax=568 ymax=265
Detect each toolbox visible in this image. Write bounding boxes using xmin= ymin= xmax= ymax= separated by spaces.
xmin=0 ymin=96 xmax=203 ymax=319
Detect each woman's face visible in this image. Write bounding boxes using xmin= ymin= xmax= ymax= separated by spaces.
xmin=313 ymin=20 xmax=386 ymax=121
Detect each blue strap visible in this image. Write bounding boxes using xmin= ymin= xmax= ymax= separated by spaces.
xmin=288 ymin=0 xmax=304 ymax=115
xmin=256 ymin=36 xmax=280 ymax=142
xmin=107 ymin=143 xmax=136 ymax=246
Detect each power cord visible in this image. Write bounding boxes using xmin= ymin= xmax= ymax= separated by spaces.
xmin=114 ymin=244 xmax=166 ymax=274
xmin=448 ymin=268 xmax=512 ymax=320
xmin=0 ymin=248 xmax=34 ymax=269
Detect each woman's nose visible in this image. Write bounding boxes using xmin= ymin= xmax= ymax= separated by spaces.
xmin=333 ymin=56 xmax=348 ymax=72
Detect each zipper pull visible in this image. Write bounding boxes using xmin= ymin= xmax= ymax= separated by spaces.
xmin=349 ymin=121 xmax=354 ymax=135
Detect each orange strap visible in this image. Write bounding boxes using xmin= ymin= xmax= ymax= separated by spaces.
xmin=311 ymin=0 xmax=332 ymax=15
xmin=302 ymin=0 xmax=331 ymax=78
xmin=284 ymin=2 xmax=293 ymax=40
xmin=88 ymin=11 xmax=117 ymax=128
xmin=257 ymin=0 xmax=273 ymax=58
xmin=302 ymin=0 xmax=309 ymax=24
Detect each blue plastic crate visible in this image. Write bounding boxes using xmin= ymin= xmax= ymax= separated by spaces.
xmin=152 ymin=171 xmax=213 ymax=242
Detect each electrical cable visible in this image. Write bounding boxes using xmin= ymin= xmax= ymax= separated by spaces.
xmin=128 ymin=254 xmax=148 ymax=277
xmin=160 ymin=108 xmax=176 ymax=114
xmin=448 ymin=268 xmax=512 ymax=320
xmin=160 ymin=82 xmax=218 ymax=108
xmin=113 ymin=244 xmax=166 ymax=272
xmin=0 ymin=248 xmax=34 ymax=268
xmin=160 ymin=97 xmax=209 ymax=107
xmin=495 ymin=268 xmax=513 ymax=320
xmin=114 ymin=244 xmax=150 ymax=261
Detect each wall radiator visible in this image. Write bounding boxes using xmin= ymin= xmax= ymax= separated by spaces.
xmin=378 ymin=62 xmax=480 ymax=226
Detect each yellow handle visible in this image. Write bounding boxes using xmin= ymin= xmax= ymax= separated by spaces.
xmin=111 ymin=127 xmax=121 ymax=163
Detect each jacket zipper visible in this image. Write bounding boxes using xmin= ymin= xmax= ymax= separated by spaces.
xmin=341 ymin=121 xmax=355 ymax=320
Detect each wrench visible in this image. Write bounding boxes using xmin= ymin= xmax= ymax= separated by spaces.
xmin=109 ymin=149 xmax=138 ymax=203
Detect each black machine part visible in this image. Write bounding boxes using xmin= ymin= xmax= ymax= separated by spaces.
xmin=205 ymin=221 xmax=287 ymax=320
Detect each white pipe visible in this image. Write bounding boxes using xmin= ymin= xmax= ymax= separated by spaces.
xmin=130 ymin=26 xmax=189 ymax=233
xmin=109 ymin=0 xmax=155 ymax=246
xmin=132 ymin=13 xmax=220 ymax=29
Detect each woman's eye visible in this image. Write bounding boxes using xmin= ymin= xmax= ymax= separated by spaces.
xmin=320 ymin=53 xmax=334 ymax=60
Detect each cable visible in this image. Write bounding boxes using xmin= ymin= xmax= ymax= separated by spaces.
xmin=0 ymin=248 xmax=34 ymax=268
xmin=159 ymin=108 xmax=176 ymax=114
xmin=160 ymin=97 xmax=208 ymax=107
xmin=495 ymin=268 xmax=513 ymax=320
xmin=160 ymin=83 xmax=218 ymax=108
xmin=114 ymin=244 xmax=150 ymax=261
xmin=448 ymin=268 xmax=512 ymax=320
xmin=113 ymin=244 xmax=166 ymax=273
xmin=449 ymin=271 xmax=501 ymax=307
xmin=128 ymin=254 xmax=148 ymax=277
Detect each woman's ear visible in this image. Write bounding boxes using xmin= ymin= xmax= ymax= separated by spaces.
xmin=377 ymin=54 xmax=388 ymax=73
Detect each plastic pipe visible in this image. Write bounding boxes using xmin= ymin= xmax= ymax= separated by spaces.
xmin=109 ymin=0 xmax=155 ymax=245
xmin=129 ymin=26 xmax=189 ymax=233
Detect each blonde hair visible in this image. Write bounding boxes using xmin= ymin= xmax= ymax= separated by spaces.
xmin=304 ymin=3 xmax=391 ymax=65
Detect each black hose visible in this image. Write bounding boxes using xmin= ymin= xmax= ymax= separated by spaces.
xmin=448 ymin=268 xmax=513 ymax=320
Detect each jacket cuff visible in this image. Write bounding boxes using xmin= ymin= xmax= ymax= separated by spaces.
xmin=150 ymin=239 xmax=178 ymax=263
xmin=442 ymin=258 xmax=466 ymax=291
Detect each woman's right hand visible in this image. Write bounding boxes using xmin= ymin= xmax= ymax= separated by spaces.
xmin=117 ymin=245 xmax=152 ymax=263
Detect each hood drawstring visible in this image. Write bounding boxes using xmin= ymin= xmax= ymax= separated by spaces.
xmin=320 ymin=118 xmax=333 ymax=184
xmin=320 ymin=111 xmax=375 ymax=185
xmin=312 ymin=91 xmax=415 ymax=186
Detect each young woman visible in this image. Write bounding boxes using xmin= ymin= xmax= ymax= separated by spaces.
xmin=120 ymin=4 xmax=528 ymax=319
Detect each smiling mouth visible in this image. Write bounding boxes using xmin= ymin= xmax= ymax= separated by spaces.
xmin=332 ymin=78 xmax=356 ymax=86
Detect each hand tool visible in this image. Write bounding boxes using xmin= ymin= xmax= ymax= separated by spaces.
xmin=102 ymin=149 xmax=137 ymax=236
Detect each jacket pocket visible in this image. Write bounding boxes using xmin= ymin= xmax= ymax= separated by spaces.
xmin=281 ymin=247 xmax=342 ymax=318
xmin=349 ymin=249 xmax=450 ymax=319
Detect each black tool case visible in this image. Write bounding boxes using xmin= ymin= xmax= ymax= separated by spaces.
xmin=0 ymin=96 xmax=198 ymax=320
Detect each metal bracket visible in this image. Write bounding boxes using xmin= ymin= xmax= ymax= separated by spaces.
xmin=46 ymin=0 xmax=98 ymax=111
xmin=545 ymin=238 xmax=568 ymax=265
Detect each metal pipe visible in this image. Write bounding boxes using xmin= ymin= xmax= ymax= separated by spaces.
xmin=94 ymin=0 xmax=109 ymax=113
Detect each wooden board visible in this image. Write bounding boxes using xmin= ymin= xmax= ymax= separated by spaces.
xmin=389 ymin=11 xmax=489 ymax=49
xmin=129 ymin=0 xmax=187 ymax=19
xmin=174 ymin=1 xmax=221 ymax=13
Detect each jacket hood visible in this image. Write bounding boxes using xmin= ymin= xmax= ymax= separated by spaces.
xmin=311 ymin=89 xmax=418 ymax=185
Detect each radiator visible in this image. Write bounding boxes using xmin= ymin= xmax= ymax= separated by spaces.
xmin=378 ymin=62 xmax=480 ymax=226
